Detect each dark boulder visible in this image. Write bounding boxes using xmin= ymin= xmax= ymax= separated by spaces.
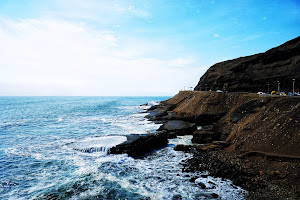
xmin=211 ymin=193 xmax=219 ymax=198
xmin=145 ymin=103 xmax=175 ymax=122
xmin=174 ymin=144 xmax=194 ymax=152
xmin=197 ymin=182 xmax=207 ymax=189
xmin=109 ymin=131 xmax=168 ymax=158
xmin=172 ymin=194 xmax=183 ymax=200
xmin=189 ymin=176 xmax=199 ymax=182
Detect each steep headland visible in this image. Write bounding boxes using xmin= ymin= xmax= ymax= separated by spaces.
xmin=111 ymin=37 xmax=300 ymax=199
xmin=194 ymin=36 xmax=300 ymax=93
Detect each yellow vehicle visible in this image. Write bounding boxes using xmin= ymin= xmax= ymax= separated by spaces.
xmin=271 ymin=91 xmax=276 ymax=95
xmin=280 ymin=92 xmax=287 ymax=96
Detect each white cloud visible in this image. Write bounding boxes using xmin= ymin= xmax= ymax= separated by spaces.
xmin=213 ymin=33 xmax=220 ymax=38
xmin=0 ymin=18 xmax=201 ymax=96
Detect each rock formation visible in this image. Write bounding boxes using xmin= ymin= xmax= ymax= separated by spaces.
xmin=194 ymin=36 xmax=300 ymax=93
xmin=149 ymin=91 xmax=300 ymax=199
xmin=162 ymin=91 xmax=300 ymax=156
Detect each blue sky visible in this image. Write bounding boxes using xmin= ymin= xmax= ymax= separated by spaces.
xmin=0 ymin=0 xmax=299 ymax=96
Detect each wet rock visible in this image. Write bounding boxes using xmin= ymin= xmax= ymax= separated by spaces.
xmin=129 ymin=179 xmax=137 ymax=185
xmin=138 ymin=197 xmax=151 ymax=200
xmin=174 ymin=144 xmax=193 ymax=152
xmin=110 ymin=131 xmax=168 ymax=158
xmin=145 ymin=103 xmax=175 ymax=121
xmin=197 ymin=182 xmax=207 ymax=189
xmin=189 ymin=176 xmax=199 ymax=182
xmin=158 ymin=120 xmax=197 ymax=135
xmin=172 ymin=194 xmax=182 ymax=200
xmin=211 ymin=193 xmax=219 ymax=198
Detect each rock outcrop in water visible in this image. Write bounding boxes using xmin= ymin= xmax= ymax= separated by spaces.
xmin=194 ymin=36 xmax=300 ymax=93
xmin=109 ymin=120 xmax=198 ymax=158
xmin=110 ymin=132 xmax=168 ymax=158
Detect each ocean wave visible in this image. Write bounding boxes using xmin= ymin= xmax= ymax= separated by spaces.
xmin=65 ymin=136 xmax=127 ymax=154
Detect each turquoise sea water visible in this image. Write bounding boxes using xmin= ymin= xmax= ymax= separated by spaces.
xmin=0 ymin=97 xmax=246 ymax=199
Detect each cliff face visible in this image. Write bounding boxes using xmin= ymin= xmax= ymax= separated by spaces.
xmin=194 ymin=36 xmax=300 ymax=93
xmin=164 ymin=91 xmax=300 ymax=156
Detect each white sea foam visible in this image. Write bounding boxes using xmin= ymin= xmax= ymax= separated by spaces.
xmin=194 ymin=176 xmax=248 ymax=199
xmin=65 ymin=136 xmax=247 ymax=200
xmin=147 ymin=101 xmax=160 ymax=106
xmin=100 ymin=112 xmax=161 ymax=135
xmin=138 ymin=101 xmax=160 ymax=110
xmin=66 ymin=136 xmax=127 ymax=154
xmin=3 ymin=133 xmax=247 ymax=200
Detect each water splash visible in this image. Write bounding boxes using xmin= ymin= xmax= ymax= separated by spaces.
xmin=66 ymin=136 xmax=127 ymax=154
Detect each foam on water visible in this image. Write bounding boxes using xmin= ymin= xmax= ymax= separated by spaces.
xmin=101 ymin=111 xmax=161 ymax=135
xmin=66 ymin=136 xmax=127 ymax=154
xmin=65 ymin=136 xmax=247 ymax=200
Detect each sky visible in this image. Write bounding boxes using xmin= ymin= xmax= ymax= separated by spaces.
xmin=0 ymin=0 xmax=299 ymax=96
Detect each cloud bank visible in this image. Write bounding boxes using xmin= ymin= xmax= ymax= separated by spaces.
xmin=0 ymin=18 xmax=201 ymax=96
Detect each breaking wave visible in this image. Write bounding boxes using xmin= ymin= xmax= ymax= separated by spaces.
xmin=66 ymin=136 xmax=127 ymax=154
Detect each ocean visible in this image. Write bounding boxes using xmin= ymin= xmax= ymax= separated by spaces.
xmin=0 ymin=96 xmax=246 ymax=199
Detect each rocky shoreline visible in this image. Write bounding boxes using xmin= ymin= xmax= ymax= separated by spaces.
xmin=158 ymin=92 xmax=300 ymax=199
xmin=112 ymin=91 xmax=300 ymax=199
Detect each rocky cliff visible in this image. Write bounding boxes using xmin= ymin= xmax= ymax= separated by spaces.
xmin=163 ymin=91 xmax=300 ymax=156
xmin=194 ymin=36 xmax=300 ymax=93
xmin=151 ymin=91 xmax=300 ymax=198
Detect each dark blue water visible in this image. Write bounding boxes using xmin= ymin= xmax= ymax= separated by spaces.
xmin=0 ymin=97 xmax=246 ymax=199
